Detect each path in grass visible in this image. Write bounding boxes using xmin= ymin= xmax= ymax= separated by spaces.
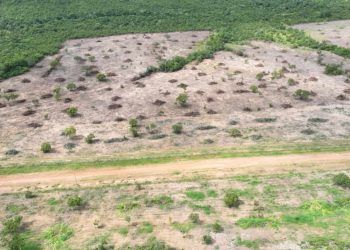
xmin=1 ymin=151 xmax=350 ymax=193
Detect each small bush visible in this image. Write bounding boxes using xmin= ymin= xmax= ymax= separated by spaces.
xmin=185 ymin=190 xmax=205 ymax=201
xmin=137 ymin=222 xmax=153 ymax=234
xmin=63 ymin=126 xmax=76 ymax=139
xmin=67 ymin=195 xmax=84 ymax=208
xmin=66 ymin=107 xmax=78 ymax=117
xmin=129 ymin=118 xmax=139 ymax=137
xmin=53 ymin=87 xmax=61 ymax=101
xmin=50 ymin=58 xmax=60 ymax=69
xmin=1 ymin=215 xmax=23 ymax=249
xmin=212 ymin=221 xmax=224 ymax=233
xmin=250 ymin=85 xmax=259 ymax=93
xmin=228 ymin=128 xmax=242 ymax=138
xmin=176 ymin=92 xmax=188 ymax=107
xmin=2 ymin=93 xmax=19 ymax=102
xmin=85 ymin=133 xmax=95 ymax=144
xmin=96 ymin=73 xmax=107 ymax=82
xmin=66 ymin=83 xmax=77 ymax=91
xmin=224 ymin=190 xmax=240 ymax=208
xmin=333 ymin=173 xmax=350 ymax=188
xmin=24 ymin=191 xmax=37 ymax=199
xmin=189 ymin=213 xmax=200 ymax=224
xmin=271 ymin=68 xmax=284 ymax=79
xmin=324 ymin=64 xmax=344 ymax=75
xmin=294 ymin=89 xmax=311 ymax=101
xmin=41 ymin=142 xmax=52 ymax=153
xmin=172 ymin=123 xmax=183 ymax=134
xmin=202 ymin=235 xmax=213 ymax=245
xmin=159 ymin=56 xmax=188 ymax=72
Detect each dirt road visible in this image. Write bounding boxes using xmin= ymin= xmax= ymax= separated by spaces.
xmin=1 ymin=152 xmax=350 ymax=193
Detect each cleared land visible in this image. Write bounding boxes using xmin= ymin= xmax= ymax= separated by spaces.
xmin=294 ymin=20 xmax=350 ymax=48
xmin=1 ymin=29 xmax=350 ymax=165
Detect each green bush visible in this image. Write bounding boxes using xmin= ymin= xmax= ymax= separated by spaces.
xmin=66 ymin=83 xmax=77 ymax=91
xmin=0 ymin=216 xmax=23 ymax=249
xmin=63 ymin=126 xmax=76 ymax=139
xmin=176 ymin=92 xmax=188 ymax=107
xmin=85 ymin=133 xmax=95 ymax=144
xmin=324 ymin=64 xmax=344 ymax=75
xmin=202 ymin=234 xmax=213 ymax=245
xmin=24 ymin=191 xmax=37 ymax=199
xmin=294 ymin=89 xmax=311 ymax=101
xmin=67 ymin=195 xmax=84 ymax=208
xmin=41 ymin=142 xmax=52 ymax=153
xmin=172 ymin=123 xmax=183 ymax=134
xmin=96 ymin=73 xmax=107 ymax=82
xmin=212 ymin=221 xmax=224 ymax=233
xmin=224 ymin=190 xmax=240 ymax=208
xmin=159 ymin=56 xmax=188 ymax=72
xmin=228 ymin=128 xmax=242 ymax=138
xmin=53 ymin=87 xmax=61 ymax=101
xmin=333 ymin=173 xmax=350 ymax=188
xmin=50 ymin=58 xmax=60 ymax=69
xmin=189 ymin=213 xmax=200 ymax=224
xmin=250 ymin=85 xmax=259 ymax=93
xmin=66 ymin=107 xmax=78 ymax=117
xmin=129 ymin=118 xmax=139 ymax=137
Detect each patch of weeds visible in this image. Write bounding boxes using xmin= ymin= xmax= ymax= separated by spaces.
xmin=235 ymin=236 xmax=261 ymax=250
xmin=185 ymin=190 xmax=206 ymax=201
xmin=333 ymin=173 xmax=350 ymax=188
xmin=254 ymin=117 xmax=277 ymax=123
xmin=116 ymin=200 xmax=140 ymax=214
xmin=41 ymin=142 xmax=52 ymax=153
xmin=308 ymin=118 xmax=328 ymax=123
xmin=207 ymin=189 xmax=218 ymax=198
xmin=228 ymin=128 xmax=242 ymax=138
xmin=172 ymin=123 xmax=183 ymax=134
xmin=5 ymin=203 xmax=25 ymax=214
xmin=187 ymin=202 xmax=214 ymax=215
xmin=67 ymin=195 xmax=85 ymax=209
xmin=120 ymin=237 xmax=175 ymax=250
xmin=294 ymin=89 xmax=311 ymax=101
xmin=118 ymin=226 xmax=129 ymax=236
xmin=137 ymin=222 xmax=153 ymax=234
xmin=175 ymin=92 xmax=188 ymax=107
xmin=85 ymin=233 xmax=113 ymax=250
xmin=189 ymin=213 xmax=200 ymax=224
xmin=145 ymin=195 xmax=174 ymax=209
xmin=202 ymin=234 xmax=213 ymax=245
xmin=212 ymin=221 xmax=224 ymax=233
xmin=324 ymin=64 xmax=344 ymax=76
xmin=232 ymin=175 xmax=261 ymax=185
xmin=171 ymin=221 xmax=195 ymax=234
xmin=43 ymin=223 xmax=74 ymax=250
xmin=302 ymin=235 xmax=350 ymax=250
xmin=236 ymin=216 xmax=279 ymax=229
xmin=47 ymin=198 xmax=59 ymax=206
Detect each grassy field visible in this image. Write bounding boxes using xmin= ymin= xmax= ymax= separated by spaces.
xmin=1 ymin=167 xmax=350 ymax=249
xmin=1 ymin=0 xmax=350 ymax=79
xmin=1 ymin=140 xmax=350 ymax=175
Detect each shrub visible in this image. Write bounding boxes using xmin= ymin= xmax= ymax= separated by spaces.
xmin=67 ymin=195 xmax=84 ymax=208
xmin=85 ymin=133 xmax=95 ymax=144
xmin=66 ymin=107 xmax=78 ymax=117
xmin=63 ymin=126 xmax=76 ymax=139
xmin=2 ymin=93 xmax=19 ymax=102
xmin=129 ymin=118 xmax=139 ymax=137
xmin=0 ymin=215 xmax=23 ymax=249
xmin=24 ymin=191 xmax=37 ymax=199
xmin=145 ymin=195 xmax=173 ymax=209
xmin=224 ymin=190 xmax=240 ymax=208
xmin=324 ymin=64 xmax=344 ymax=75
xmin=146 ymin=123 xmax=158 ymax=134
xmin=294 ymin=89 xmax=311 ymax=101
xmin=96 ymin=73 xmax=107 ymax=82
xmin=333 ymin=173 xmax=350 ymax=188
xmin=228 ymin=128 xmax=242 ymax=138
xmin=288 ymin=78 xmax=297 ymax=86
xmin=189 ymin=213 xmax=200 ymax=224
xmin=185 ymin=190 xmax=205 ymax=201
xmin=271 ymin=68 xmax=284 ymax=79
xmin=202 ymin=235 xmax=213 ymax=245
xmin=172 ymin=123 xmax=183 ymax=134
xmin=43 ymin=223 xmax=74 ymax=249
xmin=137 ymin=222 xmax=153 ymax=234
xmin=212 ymin=221 xmax=224 ymax=233
xmin=53 ymin=87 xmax=61 ymax=101
xmin=250 ymin=85 xmax=259 ymax=93
xmin=50 ymin=58 xmax=60 ymax=69
xmin=256 ymin=72 xmax=264 ymax=81
xmin=66 ymin=83 xmax=77 ymax=91
xmin=41 ymin=142 xmax=52 ymax=153
xmin=159 ymin=56 xmax=188 ymax=72
xmin=176 ymin=92 xmax=188 ymax=107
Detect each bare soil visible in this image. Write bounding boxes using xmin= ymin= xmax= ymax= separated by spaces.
xmin=1 ymin=29 xmax=350 ymax=165
xmin=294 ymin=19 xmax=350 ymax=48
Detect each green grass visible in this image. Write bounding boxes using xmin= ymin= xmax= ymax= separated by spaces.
xmin=1 ymin=140 xmax=350 ymax=175
xmin=171 ymin=221 xmax=196 ymax=234
xmin=136 ymin=222 xmax=153 ymax=234
xmin=236 ymin=216 xmax=280 ymax=229
xmin=1 ymin=0 xmax=350 ymax=79
xmin=43 ymin=223 xmax=74 ymax=250
xmin=185 ymin=190 xmax=206 ymax=201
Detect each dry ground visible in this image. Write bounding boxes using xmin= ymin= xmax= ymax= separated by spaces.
xmin=294 ymin=19 xmax=350 ymax=48
xmin=1 ymin=28 xmax=350 ymax=165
